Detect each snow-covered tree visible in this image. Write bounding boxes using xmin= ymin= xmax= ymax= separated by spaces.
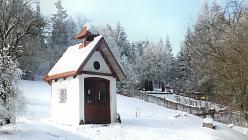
xmin=49 ymin=0 xmax=77 ymax=64
xmin=17 ymin=3 xmax=47 ymax=80
xmin=51 ymin=0 xmax=68 ymax=44
xmin=98 ymin=24 xmax=175 ymax=91
xmin=161 ymin=37 xmax=174 ymax=83
xmin=0 ymin=0 xmax=45 ymax=59
xmin=179 ymin=0 xmax=248 ymax=119
xmin=114 ymin=22 xmax=131 ymax=59
xmin=0 ymin=0 xmax=47 ymax=80
xmin=0 ymin=45 xmax=24 ymax=118
xmin=97 ymin=24 xmax=122 ymax=61
xmin=97 ymin=24 xmax=133 ymax=89
xmin=136 ymin=37 xmax=174 ymax=90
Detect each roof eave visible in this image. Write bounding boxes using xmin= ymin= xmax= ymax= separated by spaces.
xmin=43 ymin=71 xmax=77 ymax=83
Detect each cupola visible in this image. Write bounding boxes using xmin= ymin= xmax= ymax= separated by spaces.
xmin=75 ymin=23 xmax=99 ymax=48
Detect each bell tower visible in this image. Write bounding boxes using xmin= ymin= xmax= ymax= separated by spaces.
xmin=75 ymin=23 xmax=99 ymax=48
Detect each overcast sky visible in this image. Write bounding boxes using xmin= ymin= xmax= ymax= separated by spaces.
xmin=39 ymin=0 xmax=220 ymax=55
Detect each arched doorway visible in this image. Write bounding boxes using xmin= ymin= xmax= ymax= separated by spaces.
xmin=84 ymin=77 xmax=110 ymax=124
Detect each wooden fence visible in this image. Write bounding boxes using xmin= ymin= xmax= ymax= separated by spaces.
xmin=120 ymin=90 xmax=248 ymax=127
xmin=214 ymin=112 xmax=248 ymax=127
xmin=128 ymin=91 xmax=204 ymax=116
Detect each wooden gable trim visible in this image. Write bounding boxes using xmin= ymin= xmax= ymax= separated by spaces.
xmin=99 ymin=39 xmax=126 ymax=80
xmin=76 ymin=43 xmax=101 ymax=74
xmin=44 ymin=71 xmax=77 ymax=82
xmin=96 ymin=48 xmax=117 ymax=77
xmin=81 ymin=70 xmax=115 ymax=77
xmin=76 ymin=37 xmax=124 ymax=80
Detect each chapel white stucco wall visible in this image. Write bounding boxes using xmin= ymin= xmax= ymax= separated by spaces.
xmin=83 ymin=51 xmax=111 ymax=74
xmin=78 ymin=75 xmax=84 ymax=122
xmin=51 ymin=74 xmax=117 ymax=125
xmin=51 ymin=76 xmax=80 ymax=125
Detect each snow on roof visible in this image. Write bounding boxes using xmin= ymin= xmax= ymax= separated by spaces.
xmin=48 ymin=35 xmax=103 ymax=76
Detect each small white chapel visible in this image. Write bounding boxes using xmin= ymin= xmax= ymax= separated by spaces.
xmin=44 ymin=23 xmax=126 ymax=125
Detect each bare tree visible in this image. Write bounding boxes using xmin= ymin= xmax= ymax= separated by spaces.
xmin=0 ymin=0 xmax=45 ymax=59
xmin=180 ymin=1 xmax=248 ymax=120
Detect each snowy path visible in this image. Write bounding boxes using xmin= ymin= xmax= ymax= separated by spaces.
xmin=0 ymin=80 xmax=247 ymax=140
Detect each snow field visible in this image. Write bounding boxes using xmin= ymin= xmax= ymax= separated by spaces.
xmin=0 ymin=80 xmax=247 ymax=140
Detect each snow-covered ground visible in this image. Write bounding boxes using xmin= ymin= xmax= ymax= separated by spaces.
xmin=0 ymin=80 xmax=247 ymax=140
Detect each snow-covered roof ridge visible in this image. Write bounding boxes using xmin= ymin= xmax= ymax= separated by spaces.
xmin=47 ymin=35 xmax=103 ymax=77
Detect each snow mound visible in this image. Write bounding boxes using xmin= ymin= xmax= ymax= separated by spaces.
xmin=227 ymin=124 xmax=234 ymax=128
xmin=203 ymin=117 xmax=214 ymax=124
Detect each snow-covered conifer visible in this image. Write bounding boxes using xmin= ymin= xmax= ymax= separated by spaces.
xmin=0 ymin=45 xmax=24 ymax=120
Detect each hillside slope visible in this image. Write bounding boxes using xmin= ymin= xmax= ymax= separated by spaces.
xmin=0 ymin=80 xmax=247 ymax=140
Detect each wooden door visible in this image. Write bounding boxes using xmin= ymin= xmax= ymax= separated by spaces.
xmin=84 ymin=77 xmax=110 ymax=124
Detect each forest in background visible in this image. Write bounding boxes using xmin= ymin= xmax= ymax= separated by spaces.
xmin=0 ymin=0 xmax=248 ymax=121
